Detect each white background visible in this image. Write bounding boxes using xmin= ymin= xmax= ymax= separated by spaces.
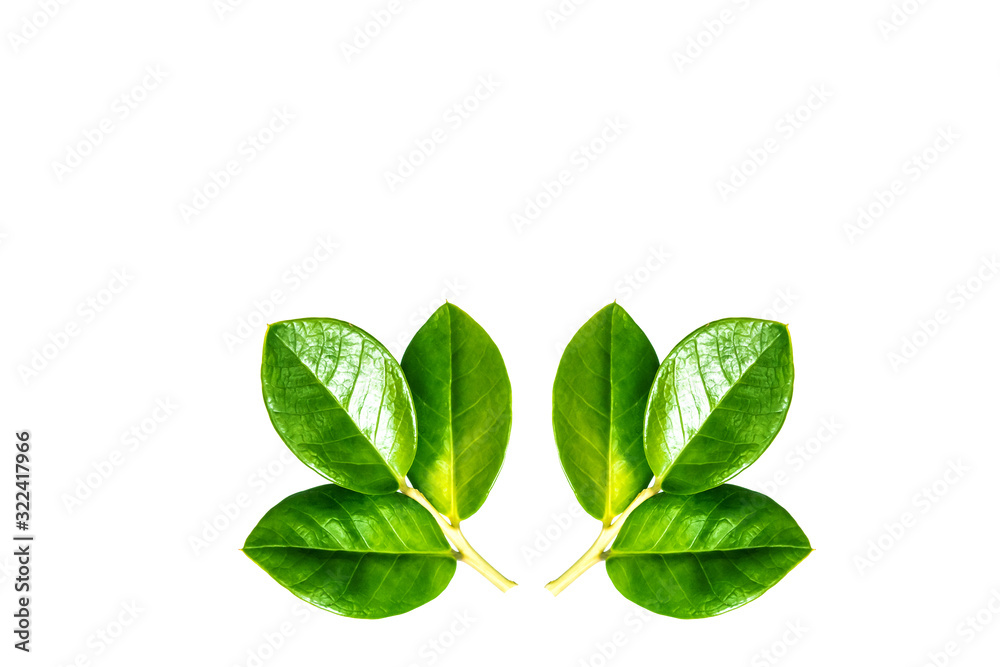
xmin=2 ymin=1 xmax=999 ymax=665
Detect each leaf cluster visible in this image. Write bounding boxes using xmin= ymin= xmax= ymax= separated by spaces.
xmin=547 ymin=304 xmax=811 ymax=618
xmin=242 ymin=302 xmax=812 ymax=621
xmin=244 ymin=305 xmax=515 ymax=618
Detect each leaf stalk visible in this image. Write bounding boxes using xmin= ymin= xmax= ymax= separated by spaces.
xmin=545 ymin=485 xmax=659 ymax=595
xmin=401 ymin=485 xmax=517 ymax=592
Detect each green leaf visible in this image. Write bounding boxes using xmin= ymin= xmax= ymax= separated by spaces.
xmin=553 ymin=303 xmax=659 ymax=521
xmin=401 ymin=304 xmax=512 ymax=522
xmin=261 ymin=318 xmax=416 ymax=495
xmin=644 ymin=318 xmax=793 ymax=495
xmin=605 ymin=485 xmax=811 ymax=619
xmin=243 ymin=484 xmax=456 ymax=619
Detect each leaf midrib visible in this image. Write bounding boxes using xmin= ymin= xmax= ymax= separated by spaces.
xmin=446 ymin=307 xmax=457 ymax=521
xmin=607 ymin=544 xmax=810 ymax=557
xmin=604 ymin=307 xmax=619 ymax=522
xmin=270 ymin=326 xmax=399 ymax=484
xmin=656 ymin=323 xmax=787 ymax=484
xmin=243 ymin=546 xmax=454 ymax=557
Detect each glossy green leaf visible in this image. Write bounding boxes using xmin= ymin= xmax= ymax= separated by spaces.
xmin=644 ymin=318 xmax=793 ymax=495
xmin=261 ymin=318 xmax=416 ymax=495
xmin=606 ymin=485 xmax=811 ymax=618
xmin=553 ymin=304 xmax=659 ymax=521
xmin=243 ymin=484 xmax=456 ymax=619
xmin=401 ymin=304 xmax=512 ymax=522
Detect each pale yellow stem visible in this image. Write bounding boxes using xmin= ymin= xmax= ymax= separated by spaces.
xmin=544 ymin=485 xmax=659 ymax=595
xmin=401 ymin=485 xmax=517 ymax=592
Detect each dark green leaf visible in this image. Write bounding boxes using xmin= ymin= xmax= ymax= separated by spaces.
xmin=261 ymin=318 xmax=416 ymax=495
xmin=243 ymin=484 xmax=456 ymax=619
xmin=644 ymin=318 xmax=793 ymax=495
xmin=606 ymin=485 xmax=811 ymax=618
xmin=401 ymin=304 xmax=512 ymax=522
xmin=553 ymin=304 xmax=659 ymax=521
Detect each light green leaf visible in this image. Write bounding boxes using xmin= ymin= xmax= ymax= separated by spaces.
xmin=261 ymin=318 xmax=416 ymax=494
xmin=244 ymin=484 xmax=456 ymax=619
xmin=401 ymin=304 xmax=512 ymax=522
xmin=644 ymin=318 xmax=793 ymax=495
xmin=606 ymin=485 xmax=811 ymax=618
xmin=553 ymin=304 xmax=659 ymax=521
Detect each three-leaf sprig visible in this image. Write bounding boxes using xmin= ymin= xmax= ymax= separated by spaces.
xmin=243 ymin=304 xmax=516 ymax=619
xmin=546 ymin=304 xmax=812 ymax=618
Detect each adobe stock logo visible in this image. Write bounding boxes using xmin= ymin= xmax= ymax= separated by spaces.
xmin=854 ymin=460 xmax=968 ymax=575
xmin=877 ymin=0 xmax=932 ymax=40
xmin=671 ymin=0 xmax=757 ymax=73
xmin=213 ymin=0 xmax=250 ymax=20
xmin=61 ymin=398 xmax=179 ymax=513
xmin=339 ymin=0 xmax=418 ymax=63
xmin=843 ymin=126 xmax=959 ymax=244
xmin=384 ymin=76 xmax=500 ymax=192
xmin=511 ymin=117 xmax=628 ymax=233
xmin=751 ymin=620 xmax=808 ymax=667
xmin=613 ymin=246 xmax=671 ymax=302
xmin=715 ymin=85 xmax=833 ymax=202
xmin=178 ymin=107 xmax=295 ymax=224
xmin=51 ymin=66 xmax=168 ymax=182
xmin=223 ymin=235 xmax=339 ymax=352
xmin=544 ymin=0 xmax=590 ymax=31
xmin=917 ymin=589 xmax=1000 ymax=667
xmin=887 ymin=255 xmax=997 ymax=372
xmin=17 ymin=269 xmax=134 ymax=385
xmin=7 ymin=0 xmax=73 ymax=53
